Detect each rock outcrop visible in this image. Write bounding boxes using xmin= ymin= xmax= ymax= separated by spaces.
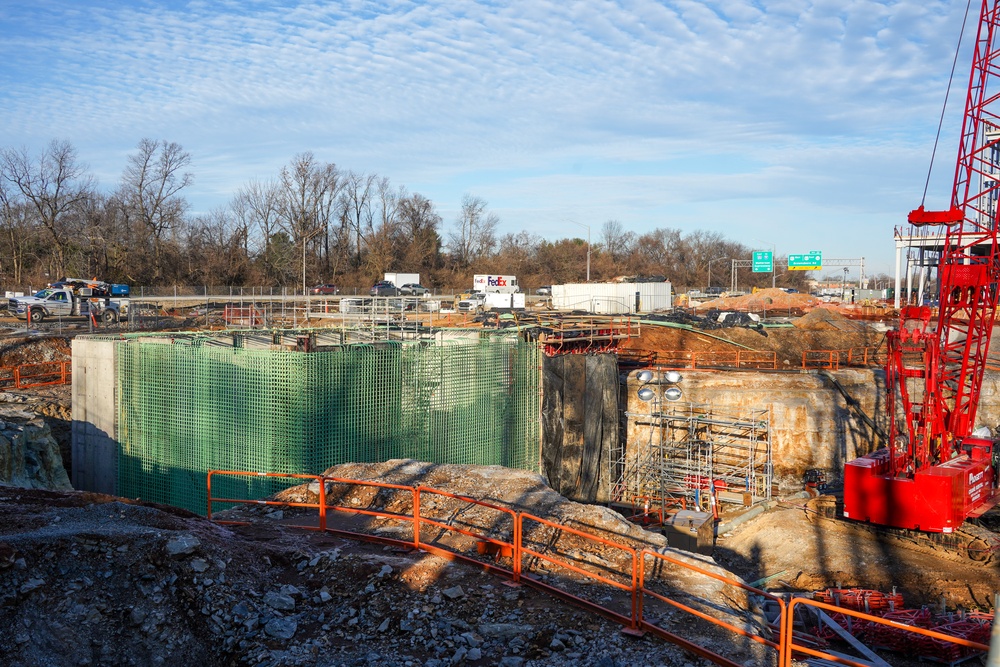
xmin=0 ymin=407 xmax=72 ymax=491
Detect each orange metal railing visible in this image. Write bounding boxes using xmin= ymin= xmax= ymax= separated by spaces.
xmin=782 ymin=597 xmax=989 ymax=667
xmin=802 ymin=350 xmax=840 ymax=370
xmin=641 ymin=549 xmax=787 ymax=664
xmin=206 ymin=471 xmax=992 ymax=667
xmin=621 ymin=349 xmax=777 ymax=370
xmin=0 ymin=361 xmax=72 ymax=389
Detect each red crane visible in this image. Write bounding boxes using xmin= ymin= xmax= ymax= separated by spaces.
xmin=843 ymin=0 xmax=1000 ymax=533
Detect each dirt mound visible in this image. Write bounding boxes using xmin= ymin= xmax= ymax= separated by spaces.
xmin=0 ymin=335 xmax=71 ymax=367
xmin=793 ymin=307 xmax=866 ymax=332
xmin=715 ymin=501 xmax=1000 ymax=610
xmin=695 ymin=288 xmax=819 ymax=313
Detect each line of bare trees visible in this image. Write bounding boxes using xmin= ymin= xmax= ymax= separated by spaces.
xmin=0 ymin=139 xmax=824 ymax=293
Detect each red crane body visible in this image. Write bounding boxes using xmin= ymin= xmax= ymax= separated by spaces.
xmin=843 ymin=0 xmax=1000 ymax=532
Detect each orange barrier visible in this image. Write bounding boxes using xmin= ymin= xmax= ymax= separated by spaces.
xmin=641 ymin=549 xmax=787 ymax=665
xmin=782 ymin=597 xmax=989 ymax=667
xmin=693 ymin=350 xmax=776 ymax=369
xmin=0 ymin=361 xmax=72 ymax=389
xmin=802 ymin=350 xmax=839 ymax=370
xmin=622 ymin=349 xmax=776 ymax=370
xmin=206 ymin=471 xmax=991 ymax=667
xmin=206 ymin=471 xmax=329 ymax=531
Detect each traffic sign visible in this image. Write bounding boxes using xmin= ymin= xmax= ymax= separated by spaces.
xmin=752 ymin=251 xmax=773 ymax=273
xmin=788 ymin=251 xmax=822 ymax=270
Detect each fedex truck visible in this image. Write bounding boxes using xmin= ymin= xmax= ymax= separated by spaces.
xmin=473 ymin=274 xmax=519 ymax=294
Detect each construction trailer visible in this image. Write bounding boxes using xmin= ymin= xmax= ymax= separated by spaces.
xmin=551 ymin=282 xmax=672 ymax=314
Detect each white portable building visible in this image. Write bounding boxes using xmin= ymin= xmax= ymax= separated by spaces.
xmin=551 ymin=282 xmax=672 ymax=314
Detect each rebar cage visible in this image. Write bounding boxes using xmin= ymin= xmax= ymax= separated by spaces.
xmin=104 ymin=329 xmax=540 ymax=514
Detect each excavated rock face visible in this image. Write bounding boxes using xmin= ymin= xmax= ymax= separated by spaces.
xmin=0 ymin=407 xmax=72 ymax=491
xmin=626 ymin=369 xmax=885 ymax=483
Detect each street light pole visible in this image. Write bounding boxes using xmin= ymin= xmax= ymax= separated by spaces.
xmin=567 ymin=220 xmax=591 ymax=282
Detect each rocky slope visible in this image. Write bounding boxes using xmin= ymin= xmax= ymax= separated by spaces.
xmin=0 ymin=462 xmax=769 ymax=667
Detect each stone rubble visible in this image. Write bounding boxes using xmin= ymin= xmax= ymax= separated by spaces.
xmin=0 ymin=481 xmax=769 ymax=667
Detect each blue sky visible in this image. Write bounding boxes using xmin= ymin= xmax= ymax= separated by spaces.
xmin=0 ymin=0 xmax=976 ymax=276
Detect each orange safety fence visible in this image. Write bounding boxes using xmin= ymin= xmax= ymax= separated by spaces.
xmin=641 ymin=549 xmax=787 ymax=663
xmin=0 ymin=361 xmax=72 ymax=389
xmin=206 ymin=470 xmax=992 ymax=667
xmin=782 ymin=597 xmax=989 ymax=667
xmin=621 ymin=349 xmax=776 ymax=370
xmin=802 ymin=350 xmax=840 ymax=370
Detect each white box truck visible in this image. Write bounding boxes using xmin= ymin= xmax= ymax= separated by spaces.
xmin=384 ymin=272 xmax=420 ymax=288
xmin=473 ymin=274 xmax=519 ymax=294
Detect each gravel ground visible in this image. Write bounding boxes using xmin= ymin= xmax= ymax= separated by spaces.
xmin=0 ymin=471 xmax=773 ymax=667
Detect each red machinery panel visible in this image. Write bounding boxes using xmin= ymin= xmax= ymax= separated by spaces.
xmin=845 ymin=451 xmax=996 ymax=532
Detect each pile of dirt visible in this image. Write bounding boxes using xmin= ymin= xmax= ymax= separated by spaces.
xmin=694 ymin=288 xmax=819 ymax=313
xmin=621 ymin=318 xmax=885 ymax=369
xmin=792 ymin=308 xmax=866 ymax=332
xmin=715 ymin=500 xmax=1000 ymax=611
xmin=0 ymin=335 xmax=71 ymax=367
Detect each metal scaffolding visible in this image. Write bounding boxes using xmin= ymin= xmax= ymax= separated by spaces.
xmin=616 ymin=399 xmax=772 ymax=516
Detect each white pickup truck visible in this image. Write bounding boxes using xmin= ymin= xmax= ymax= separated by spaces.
xmin=8 ymin=286 xmax=129 ymax=324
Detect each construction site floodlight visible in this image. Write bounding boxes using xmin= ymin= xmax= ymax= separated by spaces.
xmin=664 ymin=386 xmax=683 ymax=402
xmin=637 ymin=387 xmax=656 ymax=402
xmin=636 ymin=370 xmax=654 ymax=383
xmin=664 ymin=370 xmax=682 ymax=384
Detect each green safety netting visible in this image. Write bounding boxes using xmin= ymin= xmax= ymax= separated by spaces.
xmin=110 ymin=331 xmax=540 ymax=514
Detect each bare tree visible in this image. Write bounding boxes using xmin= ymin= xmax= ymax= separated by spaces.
xmin=232 ymin=179 xmax=283 ymax=283
xmin=448 ymin=194 xmax=499 ymax=266
xmin=118 ymin=138 xmax=192 ymax=282
xmin=0 ymin=176 xmax=35 ymax=284
xmin=339 ymin=170 xmax=377 ymax=270
xmin=397 ymin=193 xmax=442 ymax=269
xmin=600 ymin=219 xmax=635 ymax=263
xmin=277 ymin=153 xmax=341 ymax=289
xmin=0 ymin=140 xmax=95 ymax=278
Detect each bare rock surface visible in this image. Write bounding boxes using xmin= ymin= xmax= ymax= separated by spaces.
xmin=0 ymin=406 xmax=71 ymax=491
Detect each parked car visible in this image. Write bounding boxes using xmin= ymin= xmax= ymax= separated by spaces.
xmin=370 ymin=280 xmax=399 ymax=296
xmin=310 ymin=284 xmax=339 ymax=295
xmin=399 ymin=283 xmax=429 ymax=296
xmin=705 ymin=286 xmax=723 ymax=296
xmin=536 ymin=286 xmax=552 ymax=296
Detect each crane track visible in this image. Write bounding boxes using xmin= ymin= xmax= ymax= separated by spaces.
xmin=799 ymin=497 xmax=999 ymax=565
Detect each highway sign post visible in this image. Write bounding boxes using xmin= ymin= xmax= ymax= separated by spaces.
xmin=752 ymin=251 xmax=773 ymax=273
xmin=788 ymin=251 xmax=822 ymax=271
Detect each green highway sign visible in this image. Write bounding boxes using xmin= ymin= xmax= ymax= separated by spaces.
xmin=788 ymin=251 xmax=822 ymax=270
xmin=752 ymin=251 xmax=773 ymax=273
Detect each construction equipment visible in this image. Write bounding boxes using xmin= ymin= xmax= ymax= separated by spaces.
xmin=8 ymin=278 xmax=130 ymax=324
xmin=843 ymin=1 xmax=1000 ymax=532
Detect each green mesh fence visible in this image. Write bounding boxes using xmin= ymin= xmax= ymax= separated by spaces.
xmin=112 ymin=331 xmax=540 ymax=514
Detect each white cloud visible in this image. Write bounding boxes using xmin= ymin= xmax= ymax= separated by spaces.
xmin=0 ymin=0 xmax=975 ymax=272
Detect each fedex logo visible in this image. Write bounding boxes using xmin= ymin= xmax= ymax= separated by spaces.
xmin=488 ymin=277 xmax=507 ymax=287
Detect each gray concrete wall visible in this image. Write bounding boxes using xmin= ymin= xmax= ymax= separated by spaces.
xmin=71 ymin=337 xmax=118 ymax=494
